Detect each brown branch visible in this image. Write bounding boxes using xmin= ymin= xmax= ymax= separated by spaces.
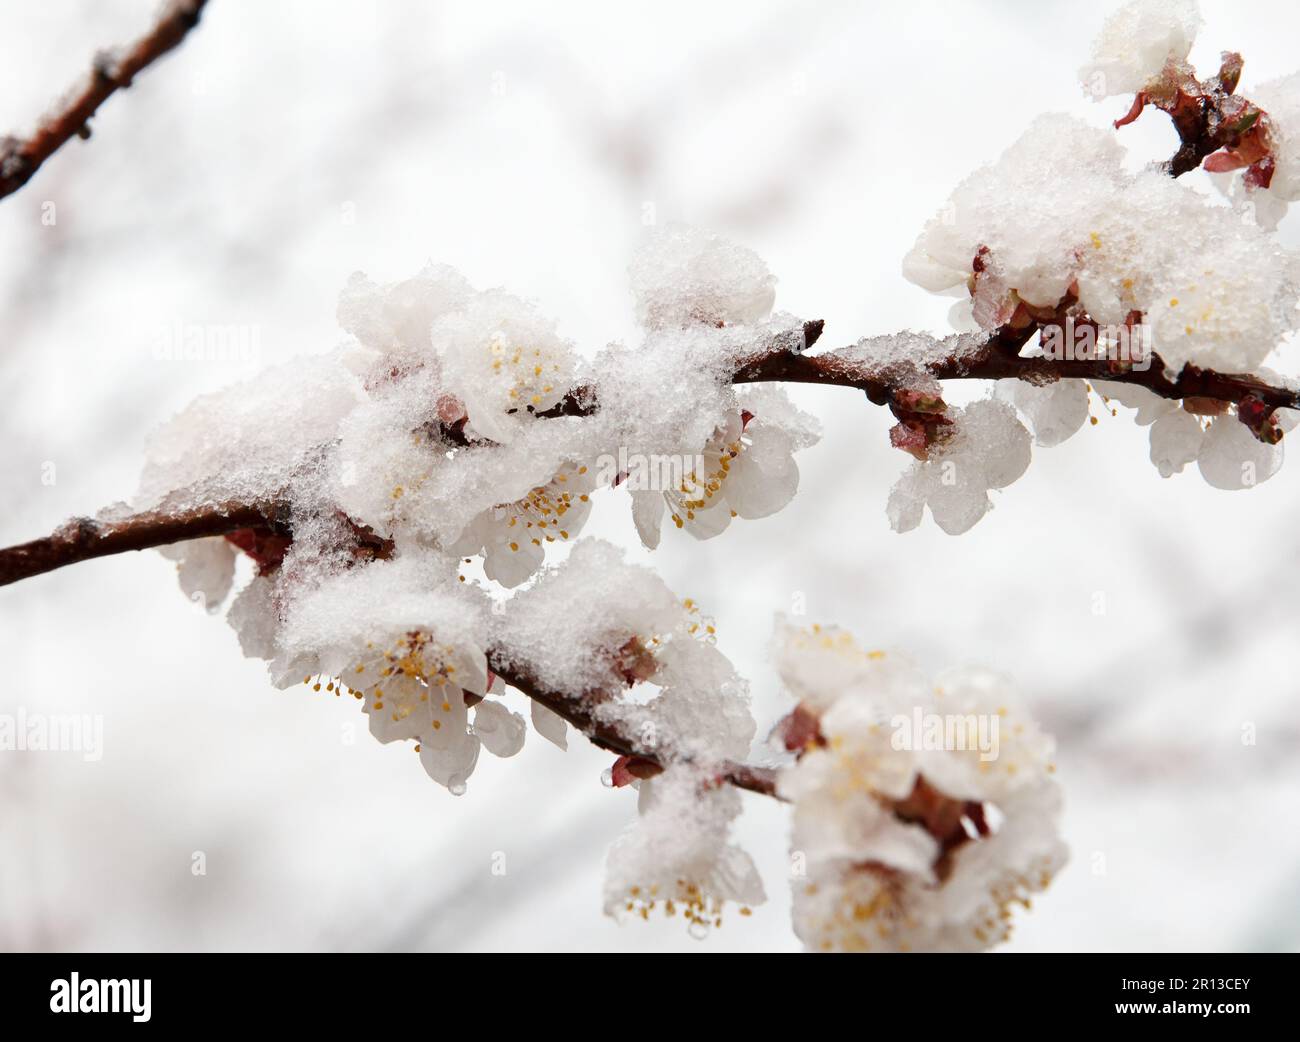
xmin=0 ymin=0 xmax=210 ymax=201
xmin=0 ymin=499 xmax=779 ymax=798
xmin=4 ymin=315 xmax=1297 ymax=588
xmin=1113 ymin=50 xmax=1274 ymax=182
xmin=0 ymin=500 xmax=284 ymax=587
xmin=735 ymin=331 xmax=1300 ymax=416
xmin=531 ymin=314 xmax=1299 ymax=430
xmin=4 ymin=308 xmax=1292 ymax=800
xmin=485 ymin=656 xmax=781 ymax=799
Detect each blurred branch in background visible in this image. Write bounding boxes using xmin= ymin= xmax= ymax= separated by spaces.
xmin=0 ymin=0 xmax=209 ymax=201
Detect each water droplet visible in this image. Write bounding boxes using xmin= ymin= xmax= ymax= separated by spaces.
xmin=600 ymin=767 xmax=614 ymax=788
xmin=449 ymin=780 xmax=468 ymax=796
xmin=687 ymin=919 xmax=710 ymax=941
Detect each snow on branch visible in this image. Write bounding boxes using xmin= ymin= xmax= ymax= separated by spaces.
xmin=0 ymin=0 xmax=210 ymax=201
xmin=5 ymin=0 xmax=1300 ymax=951
xmin=4 ymin=311 xmax=1297 ymax=585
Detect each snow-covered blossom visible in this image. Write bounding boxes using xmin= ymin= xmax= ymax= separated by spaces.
xmin=902 ymin=116 xmax=1127 ymax=307
xmin=230 ymin=551 xmax=530 ymax=793
xmin=773 ymin=620 xmax=1066 ymax=953
xmin=996 ymin=378 xmax=1091 ymax=448
xmin=596 ymin=603 xmax=757 ymax=764
xmin=496 ymin=540 xmax=755 ymax=760
xmin=903 ymin=115 xmax=1300 ymax=376
xmin=629 ymin=386 xmax=820 ymax=549
xmin=433 ymin=288 xmax=579 ymax=445
xmin=500 ymin=541 xmax=755 ymax=759
xmin=1247 ymin=74 xmax=1300 ymax=205
xmin=887 ymin=398 xmax=1031 ymax=534
xmin=337 ymin=263 xmax=473 ymax=362
xmin=1096 ymin=380 xmax=1295 ymax=487
xmin=497 ymin=540 xmax=762 ymax=929
xmin=158 ymin=536 xmax=237 ymax=611
xmin=341 ymin=263 xmax=578 ymax=446
xmin=584 ymin=229 xmax=821 ymax=548
xmin=629 ymin=223 xmax=776 ymax=330
xmin=450 ymin=460 xmax=596 ymax=587
xmin=137 ymin=348 xmax=367 ymax=514
xmin=604 ymin=769 xmax=765 ymax=932
xmin=1214 ymin=72 xmax=1300 ymax=229
xmin=1079 ymin=0 xmax=1201 ymax=99
xmin=495 ymin=538 xmax=689 ymax=695
xmin=329 ymin=271 xmax=591 ymax=566
xmin=137 ymin=223 xmax=822 ymax=795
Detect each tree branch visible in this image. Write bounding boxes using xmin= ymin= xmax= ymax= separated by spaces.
xmin=0 ymin=499 xmax=782 ymax=797
xmin=0 ymin=500 xmax=283 ymax=587
xmin=6 ymin=310 xmax=1292 ymax=802
xmin=0 ymin=0 xmax=210 ymax=201
xmin=3 ymin=315 xmax=1297 ymax=587
xmin=736 ymin=329 xmax=1300 ymax=415
xmin=485 ymin=656 xmax=780 ymax=798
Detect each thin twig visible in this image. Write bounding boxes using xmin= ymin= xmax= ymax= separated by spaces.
xmin=0 ymin=0 xmax=210 ymax=201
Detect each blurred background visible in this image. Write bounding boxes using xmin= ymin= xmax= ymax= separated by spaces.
xmin=2 ymin=0 xmax=1299 ymax=952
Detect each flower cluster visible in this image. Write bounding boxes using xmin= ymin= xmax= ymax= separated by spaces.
xmin=1097 ymin=377 xmax=1298 ymax=485
xmin=772 ymin=621 xmax=1067 ymax=952
xmin=143 ymin=224 xmax=818 ymax=795
xmin=1082 ymin=0 xmax=1300 ymax=227
xmin=630 ymin=385 xmax=819 ymax=549
xmin=877 ymin=0 xmax=1300 ymax=533
xmin=496 ymin=539 xmax=764 ymax=930
xmin=603 ymin=770 xmax=765 ymax=934
xmin=1079 ymin=0 xmax=1201 ymax=100
xmin=903 ymin=114 xmax=1300 ymax=376
xmin=886 ymin=398 xmax=1031 ymax=535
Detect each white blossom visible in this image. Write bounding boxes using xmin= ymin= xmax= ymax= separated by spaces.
xmin=630 ymin=387 xmax=820 ymax=549
xmin=496 ymin=541 xmax=756 ymax=765
xmin=450 ymin=460 xmax=596 ymax=587
xmin=629 ymin=224 xmax=776 ymax=331
xmin=158 ymin=536 xmax=238 ymax=611
xmin=1096 ymin=380 xmax=1292 ymax=486
xmin=227 ymin=551 xmax=535 ymax=793
xmin=604 ymin=769 xmax=765 ymax=932
xmin=1217 ymin=73 xmax=1300 ymax=229
xmin=887 ymin=399 xmax=1031 ymax=535
xmin=996 ymin=378 xmax=1091 ymax=448
xmin=902 ymin=116 xmax=1300 ymax=376
xmin=774 ymin=621 xmax=1066 ymax=953
xmin=434 ymin=288 xmax=578 ymax=445
xmin=1078 ymin=0 xmax=1201 ymax=99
